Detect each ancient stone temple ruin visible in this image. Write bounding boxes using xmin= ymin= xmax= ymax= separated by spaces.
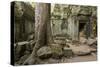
xmin=14 ymin=2 xmax=35 ymax=42
xmin=14 ymin=3 xmax=97 ymax=42
xmin=12 ymin=2 xmax=97 ymax=65
xmin=51 ymin=4 xmax=97 ymax=41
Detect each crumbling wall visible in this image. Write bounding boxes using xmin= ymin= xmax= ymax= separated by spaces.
xmin=14 ymin=1 xmax=35 ymax=42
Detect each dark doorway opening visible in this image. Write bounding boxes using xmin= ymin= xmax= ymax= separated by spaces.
xmin=79 ymin=21 xmax=86 ymax=37
xmin=79 ymin=23 xmax=86 ymax=32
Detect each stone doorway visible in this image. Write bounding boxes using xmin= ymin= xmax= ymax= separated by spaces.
xmin=79 ymin=21 xmax=86 ymax=38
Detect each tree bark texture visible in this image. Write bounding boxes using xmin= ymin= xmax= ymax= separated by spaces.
xmin=23 ymin=3 xmax=51 ymax=65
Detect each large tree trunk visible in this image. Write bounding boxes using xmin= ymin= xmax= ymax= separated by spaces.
xmin=23 ymin=3 xmax=51 ymax=65
xmin=46 ymin=4 xmax=53 ymax=44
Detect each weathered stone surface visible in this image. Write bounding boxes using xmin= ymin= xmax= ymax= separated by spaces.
xmin=68 ymin=43 xmax=91 ymax=56
xmin=54 ymin=36 xmax=66 ymax=40
xmin=71 ymin=6 xmax=80 ymax=15
xmin=65 ymin=39 xmax=72 ymax=43
xmin=15 ymin=1 xmax=34 ymax=19
xmin=91 ymin=7 xmax=97 ymax=17
xmin=71 ymin=45 xmax=91 ymax=56
xmin=17 ymin=41 xmax=29 ymax=46
xmin=27 ymin=34 xmax=35 ymax=41
xmin=37 ymin=46 xmax=52 ymax=59
xmin=63 ymin=47 xmax=73 ymax=58
xmin=78 ymin=7 xmax=91 ymax=15
xmin=72 ymin=40 xmax=80 ymax=46
xmin=54 ymin=39 xmax=66 ymax=45
xmin=50 ymin=44 xmax=63 ymax=59
xmin=79 ymin=37 xmax=87 ymax=44
xmin=87 ymin=38 xmax=97 ymax=45
xmin=14 ymin=2 xmax=24 ymax=18
xmin=90 ymin=48 xmax=97 ymax=52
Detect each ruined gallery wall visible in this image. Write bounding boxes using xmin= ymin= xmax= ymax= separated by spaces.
xmin=14 ymin=1 xmax=35 ymax=42
xmin=51 ymin=4 xmax=97 ymax=40
xmin=14 ymin=2 xmax=97 ymax=42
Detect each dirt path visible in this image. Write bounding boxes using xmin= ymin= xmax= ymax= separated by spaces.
xmin=66 ymin=54 xmax=97 ymax=63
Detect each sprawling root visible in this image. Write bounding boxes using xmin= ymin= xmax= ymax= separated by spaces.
xmin=23 ymin=55 xmax=35 ymax=65
xmin=23 ymin=42 xmax=41 ymax=65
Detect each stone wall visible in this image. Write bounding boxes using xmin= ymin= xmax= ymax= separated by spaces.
xmin=51 ymin=4 xmax=97 ymax=40
xmin=14 ymin=1 xmax=35 ymax=42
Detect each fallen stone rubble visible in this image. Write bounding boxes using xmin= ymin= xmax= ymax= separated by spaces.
xmin=14 ymin=36 xmax=97 ymax=65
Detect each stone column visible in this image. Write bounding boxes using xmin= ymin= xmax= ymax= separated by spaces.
xmin=68 ymin=15 xmax=79 ymax=40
